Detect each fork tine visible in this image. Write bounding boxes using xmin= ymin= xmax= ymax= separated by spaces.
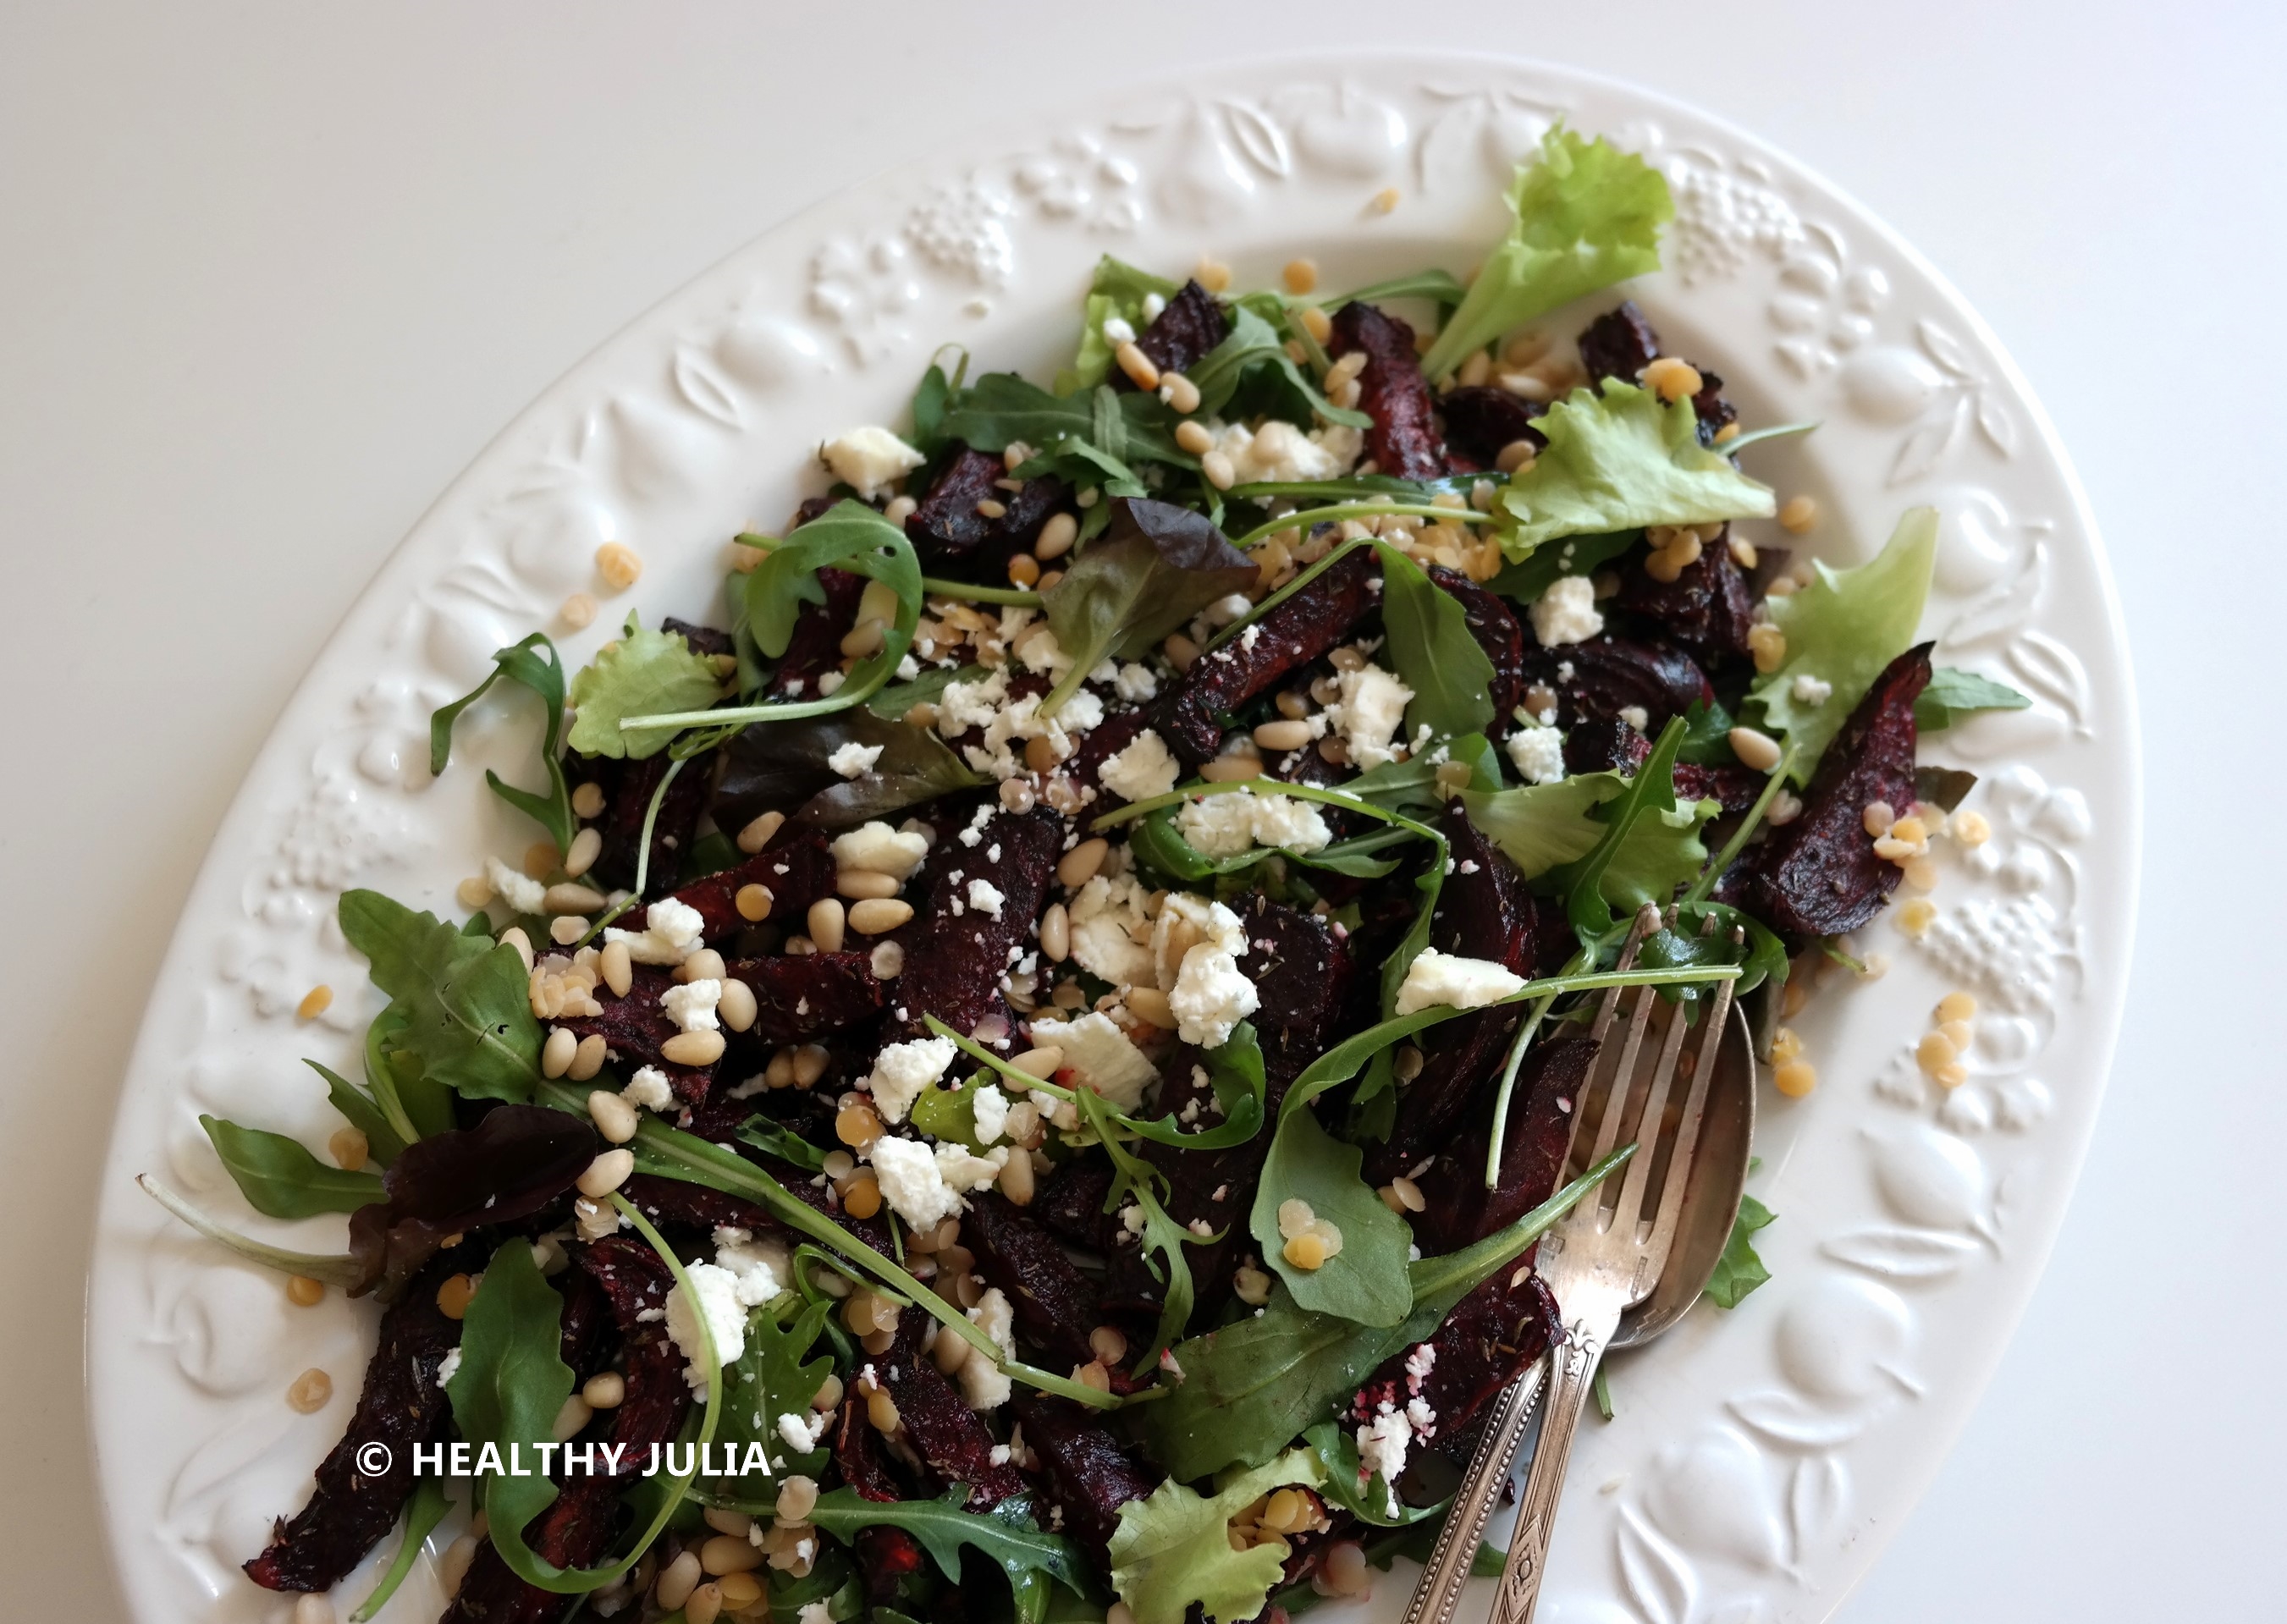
xmin=1609 ymin=987 xmax=1693 ymax=1236
xmin=1585 ymin=904 xmax=1659 ymax=1045
xmin=1641 ymin=933 xmax=1744 ymax=1265
xmin=1576 ymin=935 xmax=1664 ymax=1191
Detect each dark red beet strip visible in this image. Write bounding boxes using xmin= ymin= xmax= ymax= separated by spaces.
xmin=1330 ymin=301 xmax=1444 ymax=480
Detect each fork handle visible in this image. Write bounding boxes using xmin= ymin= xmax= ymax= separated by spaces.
xmin=1397 ymin=1357 xmax=1549 ymax=1624
xmin=1486 ymin=1305 xmax=1621 ymax=1624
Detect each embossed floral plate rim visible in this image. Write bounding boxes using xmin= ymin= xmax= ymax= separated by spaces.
xmin=86 ymin=52 xmax=2135 ymax=1624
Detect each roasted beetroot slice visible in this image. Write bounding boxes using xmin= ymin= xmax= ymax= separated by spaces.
xmin=1061 ymin=709 xmax=1151 ymax=812
xmin=765 ymin=569 xmax=867 ymax=701
xmin=1153 ymin=547 xmax=1380 ymax=762
xmin=1577 ymin=300 xmax=1662 ymax=387
xmin=1438 ymin=386 xmax=1547 ymax=466
xmin=661 ymin=616 xmax=734 ymax=660
xmin=1237 ymin=897 xmax=1353 ymax=1095
xmin=1124 ymin=278 xmax=1228 ymax=383
xmin=834 ymin=1397 xmax=931 ymax=1603
xmin=1331 ymin=300 xmax=1443 ymax=479
xmin=1673 ymin=761 xmax=1766 ymax=817
xmin=441 ymin=1480 xmax=618 ymax=1624
xmin=722 ymin=952 xmax=887 ymax=1043
xmin=1013 ymin=1396 xmax=1161 ymax=1563
xmin=1690 ymin=366 xmax=1739 ymax=443
xmin=583 ymin=751 xmax=712 ymax=898
xmin=906 ymin=446 xmax=1006 ymax=566
xmin=554 ymin=965 xmax=714 ymax=1104
xmin=1562 ymin=716 xmax=1651 ymax=775
xmin=1427 ymin=565 xmax=1529 ymax=722
xmin=881 ymin=807 xmax=1062 ymax=1044
xmin=618 ymin=1172 xmax=780 ymax=1240
xmin=1612 ymin=538 xmax=1757 ymax=669
xmin=966 ymin=1192 xmax=1111 ymax=1374
xmin=1364 ymin=808 xmax=1535 ymax=1185
xmin=1034 ymin=1154 xmax=1117 ymax=1250
xmin=242 ymin=1250 xmax=469 ymax=1591
xmin=670 ymin=825 xmax=837 ymax=944
xmin=1353 ymin=1266 xmax=1562 ymax=1472
xmin=1410 ymin=1034 xmax=1598 ymax=1256
xmin=881 ymin=1308 xmax=1034 ymax=1509
xmin=1744 ymin=644 xmax=1932 ymax=937
xmin=1519 ymin=634 xmax=1713 ymax=734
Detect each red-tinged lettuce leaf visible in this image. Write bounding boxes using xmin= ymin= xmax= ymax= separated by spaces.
xmin=713 ymin=708 xmax=980 ymax=833
xmin=1039 ymin=498 xmax=1254 ymax=714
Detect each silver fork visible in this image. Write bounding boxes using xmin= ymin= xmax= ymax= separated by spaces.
xmin=1403 ymin=902 xmax=1744 ymax=1624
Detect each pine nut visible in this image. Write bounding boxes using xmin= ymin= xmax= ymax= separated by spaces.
xmin=1163 ymin=632 xmax=1200 ymax=671
xmin=568 ymin=1033 xmax=608 ymax=1081
xmin=736 ymin=810 xmax=786 ymax=854
xmin=1779 ymin=495 xmax=1818 ymax=533
xmin=1057 ymin=838 xmax=1110 ymax=889
xmin=544 ymin=883 xmax=608 ymax=915
xmin=1036 ymin=512 xmax=1079 ymax=559
xmin=807 ymin=899 xmax=846 ymax=953
xmin=1297 ymin=304 xmax=1332 ymax=344
xmin=1160 ymin=372 xmax=1202 ymax=414
xmin=1728 ymin=727 xmax=1783 ymax=773
xmin=1115 ymin=341 xmax=1160 ymax=390
xmin=572 ymin=781 xmax=607 ymax=819
xmin=1007 ymin=1046 xmax=1063 ymax=1081
xmin=549 ymin=916 xmax=587 ymax=946
xmin=589 ymin=1089 xmax=639 ymax=1143
xmin=840 ymin=619 xmax=886 ymax=659
xmin=663 ymin=1030 xmax=725 ymax=1067
xmin=523 ymin=841 xmax=561 ymax=879
xmin=286 ymin=1274 xmax=326 ymax=1307
xmin=296 ymin=984 xmax=333 ymax=1021
xmin=543 ymin=1027 xmax=578 ymax=1077
xmin=582 ymin=1371 xmax=626 ymax=1408
xmin=595 ymin=542 xmax=643 ymax=590
xmin=1199 ymin=756 xmax=1263 ymax=781
xmin=294 ymin=1593 xmax=334 ymax=1624
xmin=1282 ymin=258 xmax=1319 ymax=294
xmin=717 ymin=978 xmax=757 ymax=1032
xmin=577 ymin=1148 xmax=635 ymax=1197
xmin=999 ymin=1148 xmax=1035 ymax=1204
xmin=867 ymin=1389 xmax=901 ymax=1433
xmin=1200 ymin=450 xmax=1237 ymax=491
xmin=1125 ymin=987 xmax=1176 ymax=1027
xmin=329 ymin=1128 xmax=369 ymax=1171
xmin=598 ymin=939 xmax=633 ymax=996
xmin=674 ymin=946 xmax=726 ymax=985
xmin=562 ymin=827 xmax=603 ymax=878
xmin=835 ymin=869 xmax=901 ymax=901
xmin=1252 ymin=719 xmax=1314 ymax=751
xmin=655 ymin=1550 xmax=703 ymax=1611
xmin=792 ymin=1044 xmax=829 ymax=1086
xmin=439 ymin=1533 xmax=480 ymax=1598
xmin=1495 ymin=438 xmax=1539 ymax=474
xmin=1458 ymin=350 xmax=1493 ymax=388
xmin=700 ymin=1534 xmax=763 ymax=1576
xmin=846 ymin=898 xmax=913 ymax=935
xmin=287 ymin=1368 xmax=333 ymax=1412
xmin=553 ymin=1394 xmax=593 ymax=1442
xmin=457 ymin=875 xmax=496 ymax=910
xmin=1175 ymin=420 xmax=1215 ymax=455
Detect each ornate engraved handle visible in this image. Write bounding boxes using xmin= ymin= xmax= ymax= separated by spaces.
xmin=1399 ymin=1357 xmax=1550 ymax=1624
xmin=1487 ymin=1307 xmax=1621 ymax=1624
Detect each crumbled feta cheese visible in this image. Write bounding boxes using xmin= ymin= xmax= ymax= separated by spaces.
xmin=435 ymin=1346 xmax=462 ymax=1390
xmin=1248 ymin=792 xmax=1334 ymax=853
xmin=1141 ymin=292 xmax=1166 ymax=321
xmin=622 ymin=1065 xmax=677 ymax=1112
xmin=1327 ymin=662 xmax=1414 ymax=770
xmin=1204 ymin=592 xmax=1254 ymax=628
xmin=1205 ymin=419 xmax=1365 ymax=483
xmin=1170 ymin=946 xmax=1259 ymax=1049
xmin=1152 ymin=893 xmax=1247 ymax=988
xmin=604 ymin=897 xmax=708 ymax=965
xmin=1099 ymin=728 xmax=1181 ymax=802
xmin=830 ymin=821 xmax=930 ymax=880
xmin=484 ymin=856 xmax=548 ymax=916
xmin=1394 ymin=947 xmax=1529 ymax=1015
xmin=868 ymin=1136 xmax=1008 ymax=1231
xmin=713 ymin=1226 xmax=790 ymax=1307
xmin=1505 ymin=724 xmax=1568 ymax=786
xmin=820 ymin=426 xmax=925 ymax=500
xmin=1100 ymin=314 xmax=1137 ymax=346
xmin=814 ymin=669 xmax=845 ymax=697
xmin=1355 ymin=1409 xmax=1414 ymax=1517
xmin=971 ymin=1083 xmax=1010 ymax=1144
xmin=1529 ymin=575 xmax=1604 ymax=647
xmin=936 ymin=667 xmax=1011 ymax=736
xmin=1027 ymin=1012 xmax=1155 ymax=1108
xmin=661 ymin=978 xmax=722 ymax=1033
xmin=1066 ymin=873 xmax=1159 ymax=988
xmin=860 ymin=1036 xmax=956 ymax=1126
xmin=1791 ymin=673 xmax=1833 ymax=707
xmin=1617 ymin=705 xmax=1649 ymax=732
xmin=666 ymin=1263 xmax=748 ymax=1394
xmin=958 ymin=1287 xmax=1017 ymax=1411
xmin=966 ymin=878 xmax=1006 ymax=920
xmin=796 ymin=1601 xmax=834 ymax=1624
xmin=776 ymin=1409 xmax=830 ymax=1454
xmin=1177 ymin=788 xmax=1335 ymax=856
xmin=1113 ymin=662 xmax=1159 ymax=702
xmin=827 ymin=740 xmax=883 ymax=779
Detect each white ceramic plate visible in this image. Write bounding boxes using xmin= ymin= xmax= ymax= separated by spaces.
xmin=89 ymin=53 xmax=2135 ymax=1624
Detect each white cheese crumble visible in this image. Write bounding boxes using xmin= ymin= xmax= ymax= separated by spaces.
xmin=776 ymin=1409 xmax=830 ymax=1454
xmin=869 ymin=1135 xmax=1007 ymax=1231
xmin=827 ymin=740 xmax=883 ymax=779
xmin=1170 ymin=945 xmax=1259 ymax=1049
xmin=860 ymin=1036 xmax=956 ymax=1126
xmin=1505 ymin=724 xmax=1568 ymax=786
xmin=435 ymin=1346 xmax=462 ymax=1390
xmin=1394 ymin=947 xmax=1529 ymax=1015
xmin=1113 ymin=662 xmax=1159 ymax=702
xmin=1617 ymin=705 xmax=1649 ymax=732
xmin=1026 ymin=1012 xmax=1155 ymax=1108
xmin=1177 ymin=789 xmax=1334 ymax=856
xmin=1529 ymin=575 xmax=1605 ymax=647
xmin=830 ymin=821 xmax=930 ymax=880
xmin=966 ymin=878 xmax=1006 ymax=920
xmin=820 ymin=426 xmax=925 ymax=500
xmin=1204 ymin=418 xmax=1365 ymax=483
xmin=712 ymin=1225 xmax=790 ymax=1307
xmin=1327 ymin=663 xmax=1414 ymax=770
xmin=622 ymin=1065 xmax=677 ymax=1112
xmin=604 ymin=897 xmax=708 ymax=966
xmin=1791 ymin=673 xmax=1833 ymax=707
xmin=661 ymin=978 xmax=722 ymax=1034
xmin=484 ymin=856 xmax=548 ymax=916
xmin=666 ymin=1263 xmax=748 ymax=1395
xmin=1066 ymin=873 xmax=1159 ymax=988
xmin=971 ymin=1082 xmax=1010 ymax=1144
xmin=1099 ymin=728 xmax=1182 ymax=802
xmin=1355 ymin=1408 xmax=1416 ymax=1517
xmin=959 ymin=1287 xmax=1017 ymax=1412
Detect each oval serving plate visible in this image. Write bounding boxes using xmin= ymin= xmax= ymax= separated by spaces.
xmin=88 ymin=53 xmax=2135 ymax=1624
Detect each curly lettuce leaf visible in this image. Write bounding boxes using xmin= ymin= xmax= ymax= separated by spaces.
xmin=1039 ymin=498 xmax=1254 ymax=714
xmin=1496 ymin=382 xmax=1775 ymax=553
xmin=1058 ymin=256 xmax=1179 ymax=396
xmin=1110 ymin=1447 xmax=1327 ymax=1624
xmin=1702 ymin=1193 xmax=1776 ymax=1307
xmin=1748 ymin=507 xmax=1938 ymax=783
xmin=566 ymin=615 xmax=726 ymax=759
xmin=1420 ymin=127 xmax=1673 ymax=381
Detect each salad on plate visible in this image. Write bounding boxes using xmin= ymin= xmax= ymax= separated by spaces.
xmin=148 ymin=127 xmax=2029 ymax=1624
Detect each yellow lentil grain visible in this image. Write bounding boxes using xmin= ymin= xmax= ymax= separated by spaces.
xmin=1283 ymin=1231 xmax=1330 ymax=1270
xmin=329 ymin=1128 xmax=369 ymax=1172
xmin=1896 ymin=898 xmax=1938 ymax=938
xmin=595 ymin=542 xmax=644 ymax=591
xmin=1916 ymin=1031 xmax=1959 ymax=1075
xmin=1778 ymin=495 xmax=1818 ymax=534
xmin=287 ymin=1368 xmax=333 ymax=1413
xmin=1952 ymin=809 xmax=1992 ymax=846
xmin=1937 ymin=991 xmax=1979 ymax=1024
xmin=1282 ymin=258 xmax=1319 ymax=295
xmin=560 ymin=592 xmax=598 ymax=630
xmin=1196 ymin=259 xmax=1232 ymax=292
xmin=286 ymin=1274 xmax=326 ymax=1307
xmin=1298 ymin=304 xmax=1332 ymax=344
xmin=735 ymin=883 xmax=774 ymax=922
xmin=1772 ymin=1060 xmax=1817 ymax=1097
xmin=1643 ymin=356 xmax=1704 ymax=402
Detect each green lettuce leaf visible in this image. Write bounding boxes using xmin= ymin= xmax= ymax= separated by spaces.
xmin=1190 ymin=300 xmax=1371 ymax=430
xmin=1463 ymin=773 xmax=1716 ymax=907
xmin=1702 ymin=1193 xmax=1776 ymax=1308
xmin=1302 ymin=1419 xmax=1441 ymax=1528
xmin=1747 ymin=507 xmax=1938 ymax=783
xmin=1496 ymin=382 xmax=1775 ymax=553
xmin=428 ymin=633 xmax=578 ymax=850
xmin=1374 ymin=542 xmax=1496 ymax=745
xmin=709 ymin=1297 xmax=835 ymax=1492
xmin=1483 ymin=529 xmax=1639 ymax=607
xmin=811 ymin=1487 xmax=1095 ymax=1622
xmin=198 ymin=1114 xmax=385 ymax=1217
xmin=1420 ymin=127 xmax=1673 ymax=381
xmin=1110 ymin=1448 xmax=1327 ymax=1624
xmin=339 ymin=890 xmax=542 ymax=1104
xmin=1249 ymin=1105 xmax=1414 ymax=1327
xmin=1059 ymin=256 xmax=1178 ymax=396
xmin=566 ymin=615 xmax=726 ymax=759
xmin=445 ymin=1237 xmax=576 ymax=1575
xmin=1038 ymin=499 xmax=1255 ymax=714
xmin=1915 ymin=666 xmax=2031 ymax=731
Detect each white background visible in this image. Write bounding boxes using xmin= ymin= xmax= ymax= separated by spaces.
xmin=3 ymin=3 xmax=2278 ymax=1619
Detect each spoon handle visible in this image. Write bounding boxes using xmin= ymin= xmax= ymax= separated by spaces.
xmin=1487 ymin=1305 xmax=1621 ymax=1624
xmin=1398 ymin=1356 xmax=1550 ymax=1624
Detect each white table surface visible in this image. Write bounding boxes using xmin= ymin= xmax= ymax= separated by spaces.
xmin=5 ymin=3 xmax=2279 ymax=1619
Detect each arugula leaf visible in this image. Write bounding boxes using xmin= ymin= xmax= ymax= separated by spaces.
xmin=1420 ymin=127 xmax=1673 ymax=381
xmin=1463 ymin=760 xmax=1715 ymax=917
xmin=907 ymin=1071 xmax=995 ymax=1151
xmin=1110 ymin=1448 xmax=1327 ymax=1624
xmin=1250 ymin=1105 xmax=1414 ymax=1326
xmin=1302 ymin=1419 xmax=1441 ymax=1528
xmin=1673 ymin=695 xmax=1739 ymax=767
xmin=711 ymin=1297 xmax=835 ymax=1491
xmin=721 ymin=502 xmax=924 ymax=725
xmin=136 ymin=1175 xmax=362 ymax=1286
xmin=736 ymin=1118 xmax=829 ymax=1173
xmin=347 ymin=1478 xmax=450 ymax=1622
xmin=445 ymin=1237 xmax=576 ymax=1583
xmin=943 ymin=372 xmax=1193 ymax=469
xmin=1115 ymin=1024 xmax=1270 ymax=1153
xmin=1188 ymin=302 xmax=1371 ymax=430
xmin=810 ymin=1487 xmax=1096 ymax=1621
xmin=1747 ymin=507 xmax=1938 ymax=783
xmin=712 ymin=707 xmax=980 ymax=831
xmin=307 ymin=1060 xmax=409 ymax=1166
xmin=197 ymin=1114 xmax=384 ymax=1218
xmin=338 ymin=890 xmax=542 ymax=1104
xmin=365 ymin=1005 xmax=455 ymax=1142
xmin=1638 ymin=900 xmax=1789 ymax=1000
xmin=428 ymin=633 xmax=577 ymax=850
xmin=1127 ymin=804 xmax=1409 ymax=884
xmin=1702 ymin=1194 xmax=1776 ymax=1308
xmin=1038 ymin=498 xmax=1255 ymax=714
xmin=565 ymin=615 xmax=726 ymax=759
xmin=1915 ymin=666 xmax=2031 ymax=731
xmin=1342 ymin=732 xmax=1502 ymax=812
xmin=1331 ymin=269 xmax=1469 ymax=310
xmin=1374 ymin=542 xmax=1496 ymax=744
xmin=1496 ymin=383 xmax=1776 ymax=553
xmin=1060 ymin=256 xmax=1180 ymax=396
xmin=910 ymin=355 xmax=960 ymax=459
xmin=1555 ymin=718 xmax=1700 ymax=939
xmin=1483 ymin=529 xmax=1639 ymax=608
xmin=1072 ymin=1087 xmax=1206 ymax=1365
xmin=1133 ymin=1150 xmax=1628 ymax=1480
